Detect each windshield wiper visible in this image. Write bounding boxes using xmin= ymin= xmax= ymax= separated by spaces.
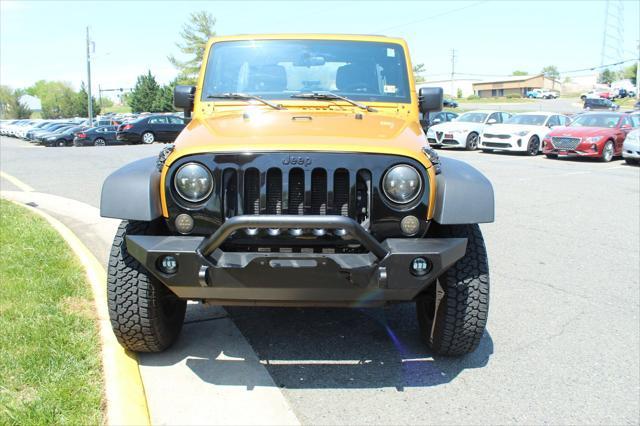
xmin=206 ymin=93 xmax=284 ymax=110
xmin=291 ymin=92 xmax=377 ymax=112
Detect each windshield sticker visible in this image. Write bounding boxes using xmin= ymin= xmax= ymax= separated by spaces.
xmin=387 ymin=48 xmax=396 ymax=57
xmin=384 ymin=85 xmax=397 ymax=94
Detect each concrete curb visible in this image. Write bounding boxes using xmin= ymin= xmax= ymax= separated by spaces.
xmin=1 ymin=194 xmax=150 ymax=426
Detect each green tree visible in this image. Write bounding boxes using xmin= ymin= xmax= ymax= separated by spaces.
xmin=541 ymin=65 xmax=560 ymax=81
xmin=152 ymin=81 xmax=177 ymax=112
xmin=0 ymin=85 xmax=12 ymax=118
xmin=6 ymin=89 xmax=32 ymax=119
xmin=168 ymin=11 xmax=217 ymax=84
xmin=413 ymin=63 xmax=426 ymax=83
xmin=512 ymin=70 xmax=528 ymax=76
xmin=128 ymin=71 xmax=161 ymax=113
xmin=618 ymin=63 xmax=637 ymax=85
xmin=75 ymin=82 xmax=101 ymax=117
xmin=597 ymin=68 xmax=616 ymax=84
xmin=27 ymin=80 xmax=76 ymax=118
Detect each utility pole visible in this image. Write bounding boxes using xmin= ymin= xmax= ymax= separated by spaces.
xmin=86 ymin=26 xmax=93 ymax=126
xmin=450 ymin=48 xmax=456 ymax=97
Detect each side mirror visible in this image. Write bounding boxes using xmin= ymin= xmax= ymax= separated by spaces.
xmin=487 ymin=118 xmax=497 ymax=125
xmin=419 ymin=87 xmax=443 ymax=114
xmin=174 ymin=85 xmax=196 ymax=119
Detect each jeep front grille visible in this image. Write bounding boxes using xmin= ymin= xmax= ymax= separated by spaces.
xmin=165 ymin=153 xmax=431 ymax=244
xmin=223 ymin=166 xmax=370 ymax=226
xmin=552 ymin=137 xmax=581 ymax=150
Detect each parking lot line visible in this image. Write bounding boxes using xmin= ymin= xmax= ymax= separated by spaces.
xmin=0 ymin=170 xmax=34 ymax=192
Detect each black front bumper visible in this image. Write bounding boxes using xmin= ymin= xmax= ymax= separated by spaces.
xmin=127 ymin=215 xmax=467 ymax=306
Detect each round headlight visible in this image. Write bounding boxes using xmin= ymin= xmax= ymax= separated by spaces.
xmin=174 ymin=162 xmax=214 ymax=202
xmin=382 ymin=165 xmax=422 ymax=204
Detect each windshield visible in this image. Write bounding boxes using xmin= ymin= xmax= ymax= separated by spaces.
xmin=457 ymin=112 xmax=487 ymax=123
xmin=570 ymin=114 xmax=620 ymax=128
xmin=506 ymin=114 xmax=547 ymax=126
xmin=202 ymin=39 xmax=411 ymax=103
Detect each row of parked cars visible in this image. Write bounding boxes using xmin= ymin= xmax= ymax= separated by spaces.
xmin=425 ymin=110 xmax=640 ymax=164
xmin=0 ymin=113 xmax=186 ymax=147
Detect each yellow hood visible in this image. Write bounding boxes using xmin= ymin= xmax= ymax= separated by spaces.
xmin=166 ymin=109 xmax=431 ymax=169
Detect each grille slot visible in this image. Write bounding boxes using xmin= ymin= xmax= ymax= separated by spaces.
xmin=552 ymin=137 xmax=581 ymax=150
xmin=288 ymin=168 xmax=305 ymax=215
xmin=311 ymin=169 xmax=327 ymax=215
xmin=266 ymin=168 xmax=282 ymax=214
xmin=334 ymin=169 xmax=349 ymax=216
xmin=244 ymin=168 xmax=260 ymax=215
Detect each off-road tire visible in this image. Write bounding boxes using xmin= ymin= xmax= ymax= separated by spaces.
xmin=107 ymin=220 xmax=186 ymax=352
xmin=417 ymin=224 xmax=489 ymax=356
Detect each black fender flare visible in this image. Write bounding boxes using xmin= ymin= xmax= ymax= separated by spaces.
xmin=433 ymin=157 xmax=495 ymax=224
xmin=100 ymin=156 xmax=162 ymax=221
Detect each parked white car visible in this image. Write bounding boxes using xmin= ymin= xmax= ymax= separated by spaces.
xmin=426 ymin=110 xmax=512 ymax=150
xmin=479 ymin=112 xmax=571 ymax=156
xmin=622 ymin=128 xmax=640 ymax=165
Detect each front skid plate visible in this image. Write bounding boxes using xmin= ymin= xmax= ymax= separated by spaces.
xmin=126 ymin=235 xmax=467 ymax=305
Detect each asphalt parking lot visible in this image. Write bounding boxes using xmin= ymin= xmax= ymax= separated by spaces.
xmin=1 ymin=136 xmax=638 ymax=424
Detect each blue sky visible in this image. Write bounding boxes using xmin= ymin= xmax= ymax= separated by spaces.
xmin=1 ymin=0 xmax=638 ymax=94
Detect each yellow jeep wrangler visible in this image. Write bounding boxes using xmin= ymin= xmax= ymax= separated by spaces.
xmin=101 ymin=34 xmax=494 ymax=356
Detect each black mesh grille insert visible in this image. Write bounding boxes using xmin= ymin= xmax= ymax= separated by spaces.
xmin=311 ymin=169 xmax=327 ymax=215
xmin=266 ymin=168 xmax=282 ymax=214
xmin=244 ymin=168 xmax=260 ymax=215
xmin=289 ymin=168 xmax=305 ymax=215
xmin=334 ymin=169 xmax=349 ymax=216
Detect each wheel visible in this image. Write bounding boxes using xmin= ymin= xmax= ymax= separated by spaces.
xmin=465 ymin=132 xmax=479 ymax=151
xmin=600 ymin=140 xmax=614 ymax=162
xmin=525 ymin=136 xmax=540 ymax=156
xmin=94 ymin=138 xmax=106 ymax=147
xmin=417 ymin=224 xmax=489 ymax=356
xmin=545 ymin=153 xmax=557 ymax=159
xmin=481 ymin=149 xmax=494 ymax=153
xmin=141 ymin=131 xmax=155 ymax=144
xmin=580 ymin=95 xmax=586 ymax=101
xmin=107 ymin=220 xmax=187 ymax=352
xmin=57 ymin=139 xmax=66 ymax=147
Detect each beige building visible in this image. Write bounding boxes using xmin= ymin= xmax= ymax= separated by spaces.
xmin=472 ymin=74 xmax=561 ymax=98
xmin=417 ymin=78 xmax=481 ymax=98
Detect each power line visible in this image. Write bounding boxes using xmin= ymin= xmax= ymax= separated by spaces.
xmin=375 ymin=1 xmax=489 ymax=33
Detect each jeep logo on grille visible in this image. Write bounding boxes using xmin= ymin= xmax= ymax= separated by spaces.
xmin=283 ymin=155 xmax=312 ymax=166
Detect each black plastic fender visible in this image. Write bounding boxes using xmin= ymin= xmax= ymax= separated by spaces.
xmin=100 ymin=156 xmax=162 ymax=221
xmin=433 ymin=157 xmax=495 ymax=224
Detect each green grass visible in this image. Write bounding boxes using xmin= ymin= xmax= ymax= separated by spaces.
xmin=101 ymin=104 xmax=131 ymax=114
xmin=615 ymin=97 xmax=639 ymax=109
xmin=0 ymin=200 xmax=104 ymax=425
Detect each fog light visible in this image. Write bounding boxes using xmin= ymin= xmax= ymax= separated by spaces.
xmin=410 ymin=257 xmax=431 ymax=277
xmin=400 ymin=215 xmax=420 ymax=236
xmin=517 ymin=139 xmax=522 ymax=147
xmin=158 ymin=255 xmax=178 ymax=274
xmin=175 ymin=213 xmax=194 ymax=234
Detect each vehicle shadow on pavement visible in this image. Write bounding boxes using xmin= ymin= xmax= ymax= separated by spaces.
xmin=142 ymin=303 xmax=493 ymax=391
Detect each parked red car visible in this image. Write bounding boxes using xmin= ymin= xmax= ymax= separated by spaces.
xmin=542 ymin=112 xmax=636 ymax=162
